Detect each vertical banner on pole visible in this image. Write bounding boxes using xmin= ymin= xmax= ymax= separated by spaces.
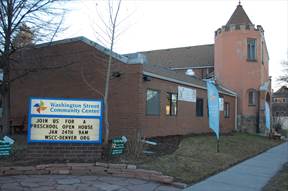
xmin=265 ymin=102 xmax=270 ymax=129
xmin=207 ymin=81 xmax=220 ymax=139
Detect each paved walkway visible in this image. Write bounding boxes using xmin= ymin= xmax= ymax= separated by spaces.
xmin=184 ymin=142 xmax=288 ymax=191
xmin=0 ymin=175 xmax=181 ymax=191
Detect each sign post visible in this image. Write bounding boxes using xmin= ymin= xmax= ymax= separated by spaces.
xmin=28 ymin=97 xmax=102 ymax=144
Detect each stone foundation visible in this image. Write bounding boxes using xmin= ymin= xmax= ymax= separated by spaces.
xmin=240 ymin=115 xmax=258 ymax=133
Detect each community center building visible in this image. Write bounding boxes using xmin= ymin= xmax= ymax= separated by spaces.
xmin=10 ymin=3 xmax=270 ymax=139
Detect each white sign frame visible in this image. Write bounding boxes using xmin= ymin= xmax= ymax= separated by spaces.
xmin=28 ymin=97 xmax=102 ymax=144
xmin=178 ymin=86 xmax=196 ymax=102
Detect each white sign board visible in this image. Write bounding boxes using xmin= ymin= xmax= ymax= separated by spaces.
xmin=219 ymin=98 xmax=224 ymax=111
xmin=28 ymin=98 xmax=102 ymax=144
xmin=178 ymin=86 xmax=196 ymax=102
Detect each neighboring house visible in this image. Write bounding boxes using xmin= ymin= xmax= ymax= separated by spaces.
xmin=272 ymin=86 xmax=288 ymax=117
xmin=272 ymin=86 xmax=288 ymax=129
xmin=9 ymin=2 xmax=270 ymax=138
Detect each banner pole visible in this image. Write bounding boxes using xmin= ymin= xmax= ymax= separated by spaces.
xmin=217 ymin=139 xmax=220 ymax=153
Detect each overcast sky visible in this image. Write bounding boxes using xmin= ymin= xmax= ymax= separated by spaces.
xmin=57 ymin=0 xmax=288 ymax=90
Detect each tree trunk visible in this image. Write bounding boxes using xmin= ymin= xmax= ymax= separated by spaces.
xmin=1 ymin=89 xmax=10 ymax=136
xmin=103 ymin=43 xmax=114 ymax=144
xmin=1 ymin=61 xmax=11 ymax=137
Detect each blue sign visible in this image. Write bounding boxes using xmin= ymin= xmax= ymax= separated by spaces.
xmin=207 ymin=81 xmax=220 ymax=139
xmin=265 ymin=102 xmax=270 ymax=129
xmin=28 ymin=97 xmax=103 ymax=144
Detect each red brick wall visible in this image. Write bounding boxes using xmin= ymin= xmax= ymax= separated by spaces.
xmin=26 ymin=143 xmax=103 ymax=162
xmin=11 ymin=40 xmax=143 ymax=144
xmin=108 ymin=62 xmax=143 ymax=137
xmin=10 ymin=40 xmax=146 ymax=160
xmin=11 ymin=40 xmax=235 ymax=142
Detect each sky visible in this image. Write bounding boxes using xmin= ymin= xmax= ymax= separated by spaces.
xmin=56 ymin=0 xmax=288 ymax=90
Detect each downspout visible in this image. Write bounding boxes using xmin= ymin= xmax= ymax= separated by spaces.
xmin=257 ymin=90 xmax=261 ymax=133
xmin=235 ymin=95 xmax=238 ymax=131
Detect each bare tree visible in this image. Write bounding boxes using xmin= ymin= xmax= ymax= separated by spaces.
xmin=103 ymin=0 xmax=122 ymax=144
xmin=80 ymin=0 xmax=123 ymax=144
xmin=0 ymin=0 xmax=65 ymax=136
xmin=278 ymin=59 xmax=288 ymax=84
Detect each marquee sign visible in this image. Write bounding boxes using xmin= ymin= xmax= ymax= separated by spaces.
xmin=28 ymin=97 xmax=102 ymax=144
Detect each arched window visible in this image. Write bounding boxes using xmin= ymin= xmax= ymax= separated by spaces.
xmin=248 ymin=89 xmax=257 ymax=106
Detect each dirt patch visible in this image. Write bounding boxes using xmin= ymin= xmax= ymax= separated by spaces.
xmin=0 ymin=134 xmax=183 ymax=166
xmin=144 ymin=135 xmax=183 ymax=155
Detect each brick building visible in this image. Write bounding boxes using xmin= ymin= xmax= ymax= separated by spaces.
xmin=8 ymin=2 xmax=270 ymax=139
xmin=10 ymin=37 xmax=236 ymax=138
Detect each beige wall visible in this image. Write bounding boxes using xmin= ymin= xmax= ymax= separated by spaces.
xmin=215 ymin=29 xmax=269 ymax=116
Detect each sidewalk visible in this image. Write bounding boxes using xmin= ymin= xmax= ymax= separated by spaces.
xmin=0 ymin=175 xmax=182 ymax=191
xmin=184 ymin=142 xmax=288 ymax=191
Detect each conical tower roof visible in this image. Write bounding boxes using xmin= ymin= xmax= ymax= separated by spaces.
xmin=226 ymin=3 xmax=253 ymax=25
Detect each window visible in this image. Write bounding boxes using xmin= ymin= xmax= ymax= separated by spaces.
xmin=247 ymin=39 xmax=257 ymax=61
xmin=224 ymin=102 xmax=230 ymax=118
xmin=248 ymin=90 xmax=257 ymax=106
xmin=146 ymin=89 xmax=160 ymax=115
xmin=166 ymin=93 xmax=177 ymax=116
xmin=196 ymin=98 xmax=204 ymax=117
xmin=261 ymin=41 xmax=264 ymax=64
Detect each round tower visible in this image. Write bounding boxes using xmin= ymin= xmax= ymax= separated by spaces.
xmin=214 ymin=3 xmax=270 ymax=133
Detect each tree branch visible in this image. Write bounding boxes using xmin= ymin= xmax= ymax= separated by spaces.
xmin=10 ymin=61 xmax=76 ymax=83
xmin=80 ymin=61 xmax=104 ymax=97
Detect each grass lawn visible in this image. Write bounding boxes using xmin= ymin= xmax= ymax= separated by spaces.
xmin=140 ymin=133 xmax=281 ymax=184
xmin=262 ymin=162 xmax=288 ymax=191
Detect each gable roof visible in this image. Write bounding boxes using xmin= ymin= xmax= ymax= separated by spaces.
xmin=35 ymin=36 xmax=145 ymax=65
xmin=140 ymin=44 xmax=214 ymax=69
xmin=273 ymin=86 xmax=288 ymax=97
xmin=31 ymin=36 xmax=235 ymax=97
xmin=143 ymin=64 xmax=236 ymax=97
xmin=226 ymin=4 xmax=253 ymax=26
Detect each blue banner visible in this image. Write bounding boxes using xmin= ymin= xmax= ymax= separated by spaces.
xmin=207 ymin=81 xmax=220 ymax=139
xmin=265 ymin=102 xmax=270 ymax=129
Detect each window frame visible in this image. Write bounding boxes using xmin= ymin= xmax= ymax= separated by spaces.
xmin=196 ymin=98 xmax=204 ymax=117
xmin=146 ymin=89 xmax=161 ymax=116
xmin=261 ymin=41 xmax=264 ymax=64
xmin=166 ymin=92 xmax=178 ymax=116
xmin=224 ymin=102 xmax=230 ymax=118
xmin=247 ymin=38 xmax=257 ymax=62
xmin=248 ymin=89 xmax=257 ymax=106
